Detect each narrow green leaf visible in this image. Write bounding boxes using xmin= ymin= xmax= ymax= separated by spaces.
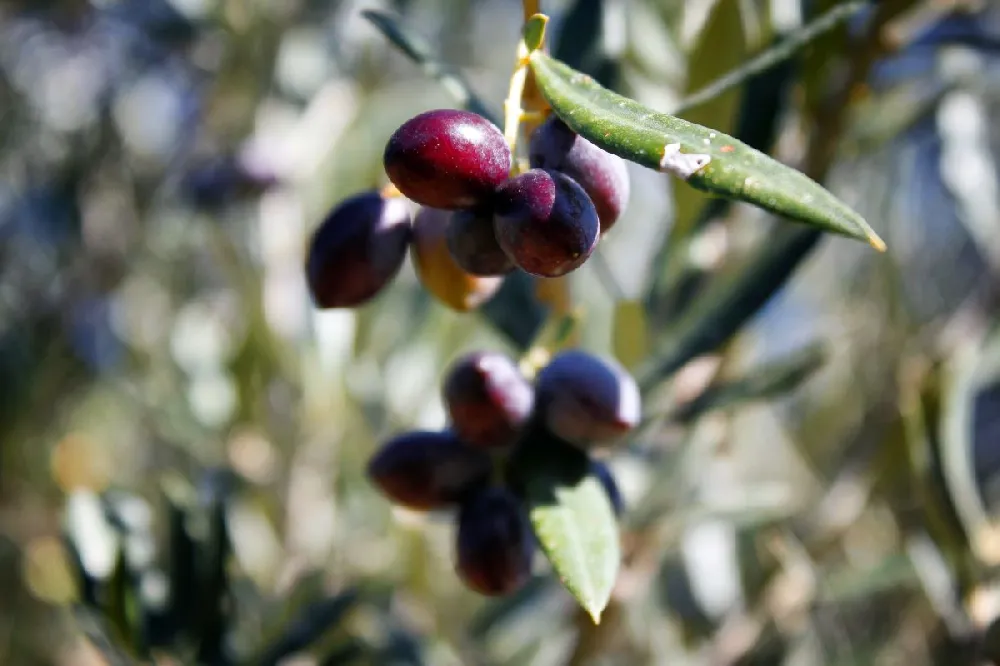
xmin=468 ymin=576 xmax=557 ymax=640
xmin=478 ymin=271 xmax=548 ymax=352
xmin=668 ymin=0 xmax=747 ymax=244
xmin=257 ymin=590 xmax=362 ymax=666
xmin=523 ymin=14 xmax=548 ymax=52
xmin=553 ymin=0 xmax=619 ymax=90
xmin=527 ymin=51 xmax=886 ymax=251
xmin=671 ymin=341 xmax=827 ymax=422
xmin=71 ymin=606 xmax=138 ymax=666
xmin=514 ymin=437 xmax=619 ymax=623
xmin=361 ymin=10 xmax=499 ymax=126
xmin=647 ymin=40 xmax=798 ymax=326
xmin=675 ymin=1 xmax=867 ymax=116
xmin=637 ymin=226 xmax=822 ymax=389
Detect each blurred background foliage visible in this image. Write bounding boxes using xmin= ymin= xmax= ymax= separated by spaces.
xmin=2 ymin=0 xmax=1000 ymax=664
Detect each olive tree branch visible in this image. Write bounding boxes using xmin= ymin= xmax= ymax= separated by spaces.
xmin=674 ymin=0 xmax=869 ymax=116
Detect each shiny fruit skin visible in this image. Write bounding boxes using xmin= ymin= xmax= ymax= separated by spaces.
xmin=443 ymin=351 xmax=534 ymax=449
xmin=411 ymin=207 xmax=503 ymax=312
xmin=446 ymin=208 xmax=514 ymax=276
xmin=383 ymin=109 xmax=511 ymax=210
xmin=367 ymin=430 xmax=493 ymax=511
xmin=306 ymin=191 xmax=411 ymax=309
xmin=493 ymin=169 xmax=599 ymax=278
xmin=455 ymin=487 xmax=534 ymax=597
xmin=529 ymin=116 xmax=630 ymax=234
xmin=534 ymin=349 xmax=641 ymax=449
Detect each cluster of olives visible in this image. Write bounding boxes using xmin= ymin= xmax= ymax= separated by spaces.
xmin=367 ymin=348 xmax=639 ymax=596
xmin=305 ymin=108 xmax=630 ymax=311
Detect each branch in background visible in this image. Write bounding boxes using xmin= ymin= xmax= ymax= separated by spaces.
xmin=361 ymin=10 xmax=500 ymax=126
xmin=674 ymin=1 xmax=869 ymax=116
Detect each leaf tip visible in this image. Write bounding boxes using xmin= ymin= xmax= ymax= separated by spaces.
xmin=522 ymin=13 xmax=549 ymax=52
xmin=586 ymin=605 xmax=603 ymax=625
xmin=868 ymin=231 xmax=887 ymax=253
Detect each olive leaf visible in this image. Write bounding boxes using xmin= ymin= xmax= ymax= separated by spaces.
xmin=638 ymin=226 xmax=822 ymax=388
xmin=527 ymin=51 xmax=886 ymax=251
xmin=361 ymin=10 xmax=499 ymax=127
xmin=670 ymin=341 xmax=827 ymax=423
xmin=257 ymin=589 xmax=361 ymax=666
xmin=512 ymin=436 xmax=619 ymax=623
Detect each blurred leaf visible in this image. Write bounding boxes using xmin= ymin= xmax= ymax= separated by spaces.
xmin=901 ymin=363 xmax=977 ymax=592
xmin=665 ymin=0 xmax=747 ymax=243
xmin=638 ymin=226 xmax=822 ymax=388
xmin=647 ymin=44 xmax=798 ymax=323
xmin=318 ymin=638 xmax=367 ymax=666
xmin=513 ymin=435 xmax=620 ymax=623
xmin=105 ymin=547 xmax=139 ymax=657
xmin=671 ymin=341 xmax=827 ymax=422
xmin=657 ymin=557 xmax=715 ymax=642
xmin=612 ymin=299 xmax=649 ymax=370
xmin=479 ymin=272 xmax=549 ymax=353
xmin=732 ymin=619 xmax=788 ymax=666
xmin=72 ymin=606 xmax=139 ymax=666
xmin=377 ymin=625 xmax=426 ymax=666
xmin=361 ymin=10 xmax=499 ymax=126
xmin=257 ymin=589 xmax=361 ymax=666
xmin=163 ymin=479 xmax=197 ymax=645
xmin=503 ymin=639 xmax=546 ymax=666
xmin=676 ymin=0 xmax=867 ymax=115
xmin=940 ymin=330 xmax=1000 ymax=565
xmin=192 ymin=476 xmax=234 ymax=665
xmin=820 ymin=553 xmax=920 ymax=604
xmin=468 ymin=575 xmax=558 ymax=640
xmin=845 ymin=81 xmax=951 ymax=153
xmin=528 ymin=51 xmax=885 ymax=250
xmin=553 ymin=0 xmax=619 ymax=89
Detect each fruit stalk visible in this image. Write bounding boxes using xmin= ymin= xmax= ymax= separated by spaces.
xmin=520 ymin=0 xmax=548 ymax=139
xmin=502 ymin=40 xmax=532 ymax=160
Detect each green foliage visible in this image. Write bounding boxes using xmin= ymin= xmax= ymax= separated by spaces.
xmin=511 ymin=435 xmax=620 ymax=623
xmin=5 ymin=1 xmax=1000 ymax=665
xmin=528 ymin=51 xmax=886 ymax=250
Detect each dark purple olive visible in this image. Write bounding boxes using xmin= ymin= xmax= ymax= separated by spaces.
xmin=446 ymin=208 xmax=514 ymax=276
xmin=443 ymin=351 xmax=534 ymax=449
xmin=305 ymin=191 xmax=411 ymax=309
xmin=591 ymin=460 xmax=625 ymax=517
xmin=383 ymin=109 xmax=511 ymax=210
xmin=367 ymin=430 xmax=493 ymax=511
xmin=529 ymin=116 xmax=630 ymax=233
xmin=493 ymin=169 xmax=600 ymax=278
xmin=455 ymin=487 xmax=534 ymax=596
xmin=534 ymin=349 xmax=641 ymax=449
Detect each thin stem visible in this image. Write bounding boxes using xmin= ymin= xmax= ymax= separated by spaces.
xmin=503 ymin=42 xmax=531 ymax=157
xmin=673 ymin=0 xmax=868 ymax=116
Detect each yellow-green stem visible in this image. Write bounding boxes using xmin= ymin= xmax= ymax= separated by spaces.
xmin=503 ymin=41 xmax=532 ymax=163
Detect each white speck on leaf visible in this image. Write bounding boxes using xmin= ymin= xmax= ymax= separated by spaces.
xmin=659 ymin=143 xmax=711 ymax=180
